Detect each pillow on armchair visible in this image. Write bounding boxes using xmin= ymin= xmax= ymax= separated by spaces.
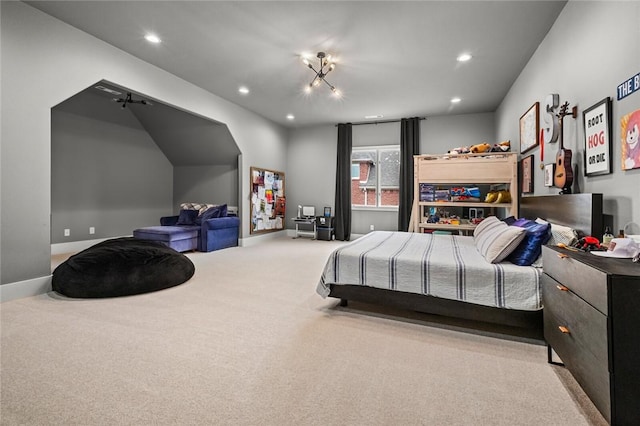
xmin=176 ymin=209 xmax=199 ymax=225
xmin=195 ymin=204 xmax=227 ymax=225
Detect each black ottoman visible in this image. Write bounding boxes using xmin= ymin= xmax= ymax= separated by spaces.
xmin=52 ymin=237 xmax=195 ymax=298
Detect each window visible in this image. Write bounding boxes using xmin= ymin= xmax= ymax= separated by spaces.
xmin=351 ymin=146 xmax=400 ymax=209
xmin=351 ymin=164 xmax=360 ymax=180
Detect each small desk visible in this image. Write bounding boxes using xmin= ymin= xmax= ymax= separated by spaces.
xmin=292 ymin=217 xmax=316 ymax=239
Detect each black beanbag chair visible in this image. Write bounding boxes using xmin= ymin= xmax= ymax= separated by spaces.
xmin=52 ymin=237 xmax=195 ymax=298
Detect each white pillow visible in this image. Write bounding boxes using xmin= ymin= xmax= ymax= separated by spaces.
xmin=535 ymin=218 xmax=578 ymax=246
xmin=474 ymin=216 xmax=526 ymax=263
xmin=473 ymin=216 xmax=499 ymax=239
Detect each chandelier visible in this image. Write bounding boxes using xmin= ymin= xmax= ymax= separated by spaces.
xmin=303 ymin=52 xmax=340 ymax=97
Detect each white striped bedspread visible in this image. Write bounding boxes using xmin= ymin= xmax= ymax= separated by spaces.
xmin=317 ymin=231 xmax=542 ymax=311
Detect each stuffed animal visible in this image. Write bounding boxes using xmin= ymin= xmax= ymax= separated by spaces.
xmin=489 ymin=140 xmax=511 ymax=152
xmin=470 ymin=143 xmax=491 ymax=153
xmin=447 ymin=146 xmax=470 ymax=155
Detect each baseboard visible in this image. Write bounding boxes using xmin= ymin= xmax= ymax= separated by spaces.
xmin=239 ymin=230 xmax=288 ymax=247
xmin=51 ymin=236 xmax=131 ymax=255
xmin=0 ymin=275 xmax=52 ymax=303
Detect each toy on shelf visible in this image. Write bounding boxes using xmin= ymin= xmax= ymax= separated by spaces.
xmin=470 ymin=143 xmax=491 ymax=153
xmin=484 ymin=190 xmax=511 ymax=203
xmin=489 ymin=140 xmax=511 ymax=152
xmin=450 ymin=186 xmax=481 ymax=201
xmin=447 ymin=146 xmax=470 ymax=155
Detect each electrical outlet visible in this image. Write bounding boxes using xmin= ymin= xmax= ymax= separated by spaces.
xmin=89 ymin=227 xmax=95 ymax=235
xmin=64 ymin=229 xmax=70 ymax=237
xmin=370 ymin=224 xmax=375 ymax=231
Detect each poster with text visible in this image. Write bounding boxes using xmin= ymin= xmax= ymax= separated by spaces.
xmin=583 ymin=98 xmax=611 ymax=176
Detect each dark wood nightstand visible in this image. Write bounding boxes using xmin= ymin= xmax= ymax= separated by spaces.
xmin=542 ymin=245 xmax=640 ymax=425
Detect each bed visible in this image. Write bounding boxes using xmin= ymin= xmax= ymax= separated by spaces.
xmin=317 ymin=194 xmax=602 ymax=332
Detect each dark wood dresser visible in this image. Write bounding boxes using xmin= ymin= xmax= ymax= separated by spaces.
xmin=542 ymin=245 xmax=640 ymax=425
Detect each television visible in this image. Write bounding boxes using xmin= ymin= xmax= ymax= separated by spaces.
xmin=302 ymin=205 xmax=315 ymax=218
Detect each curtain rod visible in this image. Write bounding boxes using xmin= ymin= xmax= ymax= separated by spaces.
xmin=335 ymin=117 xmax=426 ymax=127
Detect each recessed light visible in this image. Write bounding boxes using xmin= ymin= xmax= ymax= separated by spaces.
xmin=365 ymin=115 xmax=384 ymax=119
xmin=238 ymin=86 xmax=250 ymax=95
xmin=457 ymin=53 xmax=472 ymax=62
xmin=144 ymin=34 xmax=161 ymax=44
xmin=451 ymin=97 xmax=461 ymax=103
xmin=286 ymin=114 xmax=295 ymax=120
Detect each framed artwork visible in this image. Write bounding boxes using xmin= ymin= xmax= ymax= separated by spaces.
xmin=250 ymin=166 xmax=285 ymax=234
xmin=520 ymin=102 xmax=540 ymax=154
xmin=521 ymin=155 xmax=534 ymax=193
xmin=544 ymin=163 xmax=555 ymax=187
xmin=620 ymin=108 xmax=640 ymax=171
xmin=583 ymin=97 xmax=612 ymax=176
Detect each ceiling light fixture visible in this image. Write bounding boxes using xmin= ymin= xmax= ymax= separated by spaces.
xmin=144 ymin=34 xmax=161 ymax=44
xmin=286 ymin=114 xmax=295 ymax=120
xmin=457 ymin=53 xmax=472 ymax=62
xmin=302 ymin=52 xmax=340 ymax=97
xmin=451 ymin=97 xmax=462 ymax=103
xmin=238 ymin=86 xmax=250 ymax=95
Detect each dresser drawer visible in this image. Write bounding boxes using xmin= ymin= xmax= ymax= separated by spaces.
xmin=542 ymin=246 xmax=608 ymax=314
xmin=542 ymin=274 xmax=611 ymax=419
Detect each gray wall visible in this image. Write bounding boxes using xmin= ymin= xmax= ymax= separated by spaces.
xmin=286 ymin=113 xmax=496 ymax=235
xmin=496 ymin=0 xmax=640 ymax=235
xmin=1 ymin=1 xmax=288 ymax=288
xmin=173 ymin=165 xmax=239 ymax=212
xmin=52 ymin=93 xmax=173 ymax=243
xmin=422 ymin=112 xmax=496 ymax=153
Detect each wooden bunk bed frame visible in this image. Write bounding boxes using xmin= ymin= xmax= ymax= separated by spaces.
xmin=327 ymin=193 xmax=603 ymax=333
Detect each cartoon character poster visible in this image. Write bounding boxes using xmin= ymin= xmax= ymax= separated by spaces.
xmin=621 ymin=109 xmax=640 ymax=170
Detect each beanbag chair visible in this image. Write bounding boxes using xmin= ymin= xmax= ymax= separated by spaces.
xmin=52 ymin=237 xmax=195 ymax=298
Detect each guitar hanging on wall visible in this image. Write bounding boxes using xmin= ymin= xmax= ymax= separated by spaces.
xmin=554 ymin=101 xmax=578 ymax=194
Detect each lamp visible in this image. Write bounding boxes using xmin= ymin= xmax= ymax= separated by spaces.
xmin=303 ymin=52 xmax=340 ymax=97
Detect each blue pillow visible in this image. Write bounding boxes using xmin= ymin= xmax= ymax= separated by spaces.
xmin=195 ymin=204 xmax=227 ymax=225
xmin=501 ymin=216 xmax=517 ymax=225
xmin=507 ymin=219 xmax=551 ymax=266
xmin=176 ymin=209 xmax=198 ymax=226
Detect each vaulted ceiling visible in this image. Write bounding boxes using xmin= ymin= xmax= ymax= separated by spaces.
xmin=27 ymin=1 xmax=567 ymax=128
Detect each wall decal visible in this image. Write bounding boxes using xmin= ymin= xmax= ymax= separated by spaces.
xmin=617 ymin=72 xmax=640 ymax=100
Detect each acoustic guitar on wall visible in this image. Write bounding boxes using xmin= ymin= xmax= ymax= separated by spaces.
xmin=554 ymin=102 xmax=577 ymax=194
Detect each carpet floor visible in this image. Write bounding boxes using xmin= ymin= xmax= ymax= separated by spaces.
xmin=1 ymin=236 xmax=607 ymax=425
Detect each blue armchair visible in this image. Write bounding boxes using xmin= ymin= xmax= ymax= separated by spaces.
xmin=160 ymin=213 xmax=239 ymax=252
xmin=134 ymin=203 xmax=239 ymax=253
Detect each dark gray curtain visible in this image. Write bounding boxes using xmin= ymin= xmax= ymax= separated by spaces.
xmin=334 ymin=123 xmax=352 ymax=241
xmin=398 ymin=117 xmax=421 ymax=231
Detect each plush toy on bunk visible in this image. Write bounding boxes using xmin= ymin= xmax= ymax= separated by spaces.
xmin=447 ymin=140 xmax=511 ymax=156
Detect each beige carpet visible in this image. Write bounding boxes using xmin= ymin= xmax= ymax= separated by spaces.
xmin=1 ymin=236 xmax=606 ymax=425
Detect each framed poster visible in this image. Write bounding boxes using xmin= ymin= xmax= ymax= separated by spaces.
xmin=544 ymin=163 xmax=555 ymax=187
xmin=521 ymin=155 xmax=534 ymax=193
xmin=583 ymin=97 xmax=612 ymax=176
xmin=621 ymin=108 xmax=640 ymax=171
xmin=520 ymin=102 xmax=539 ymax=154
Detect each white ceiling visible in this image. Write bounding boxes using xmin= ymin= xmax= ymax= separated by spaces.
xmin=26 ymin=1 xmax=567 ymax=128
